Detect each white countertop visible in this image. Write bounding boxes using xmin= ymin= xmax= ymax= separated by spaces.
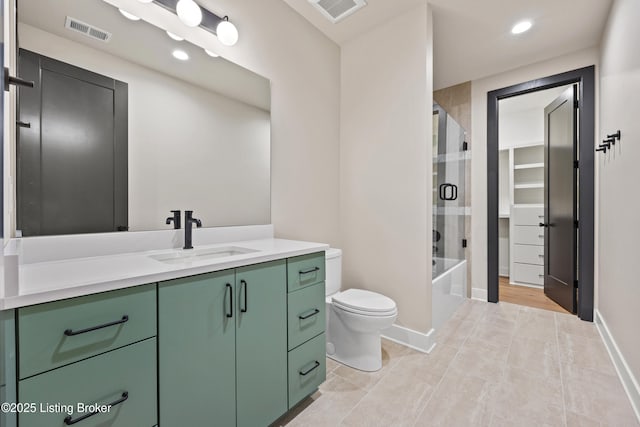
xmin=1 ymin=238 xmax=328 ymax=310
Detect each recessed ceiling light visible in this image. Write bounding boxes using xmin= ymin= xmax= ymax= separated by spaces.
xmin=204 ymin=49 xmax=219 ymax=58
xmin=172 ymin=49 xmax=189 ymax=61
xmin=511 ymin=20 xmax=532 ymax=35
xmin=166 ymin=31 xmax=184 ymax=41
xmin=119 ymin=9 xmax=141 ymax=21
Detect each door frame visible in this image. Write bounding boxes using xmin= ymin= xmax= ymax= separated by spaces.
xmin=486 ymin=66 xmax=595 ymax=321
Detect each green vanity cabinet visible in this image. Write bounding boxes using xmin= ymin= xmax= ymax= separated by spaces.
xmin=18 ymin=284 xmax=156 ymax=379
xmin=158 ymin=259 xmax=288 ymax=427
xmin=14 ymin=284 xmax=158 ymax=427
xmin=158 ymin=270 xmax=237 ymax=427
xmin=286 ymin=253 xmax=327 ymax=410
xmin=18 ymin=338 xmax=157 ymax=427
xmin=235 ymin=260 xmax=288 ymax=427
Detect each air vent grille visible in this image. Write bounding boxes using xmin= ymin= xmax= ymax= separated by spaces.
xmin=65 ymin=16 xmax=112 ymax=42
xmin=309 ymin=0 xmax=367 ymax=23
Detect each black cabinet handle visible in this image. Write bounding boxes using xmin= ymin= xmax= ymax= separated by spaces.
xmin=226 ymin=283 xmax=233 ymax=318
xmin=63 ymin=392 xmax=128 ymax=425
xmin=299 ymin=361 xmax=320 ymax=376
xmin=299 ymin=267 xmax=320 ymax=275
xmin=298 ymin=309 xmax=320 ymax=320
xmin=240 ymin=280 xmax=247 ymax=313
xmin=4 ymin=67 xmax=35 ymax=91
xmin=64 ymin=316 xmax=129 ymax=336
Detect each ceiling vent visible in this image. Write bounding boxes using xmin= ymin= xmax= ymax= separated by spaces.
xmin=309 ymin=0 xmax=367 ymax=24
xmin=65 ymin=16 xmax=112 ymax=42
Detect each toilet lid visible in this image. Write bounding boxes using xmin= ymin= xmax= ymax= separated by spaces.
xmin=332 ymin=289 xmax=396 ymax=313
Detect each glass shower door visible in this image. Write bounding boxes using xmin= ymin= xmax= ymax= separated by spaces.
xmin=432 ymin=104 xmax=467 ymax=279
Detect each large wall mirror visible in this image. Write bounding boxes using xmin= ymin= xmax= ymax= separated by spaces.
xmin=15 ymin=0 xmax=271 ymax=237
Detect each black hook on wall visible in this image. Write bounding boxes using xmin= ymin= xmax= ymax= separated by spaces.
xmin=596 ymin=130 xmax=621 ymax=154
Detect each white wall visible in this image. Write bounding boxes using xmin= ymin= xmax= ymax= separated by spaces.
xmin=20 ymin=24 xmax=270 ymax=231
xmin=598 ymin=0 xmax=640 ymax=395
xmin=204 ymin=0 xmax=341 ymax=246
xmin=470 ymin=47 xmax=598 ymax=298
xmin=340 ymin=3 xmax=433 ymax=333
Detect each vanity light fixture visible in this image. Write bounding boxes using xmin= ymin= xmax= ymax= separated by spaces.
xmin=176 ymin=0 xmax=202 ymax=27
xmin=172 ymin=49 xmax=189 ymax=60
xmin=216 ymin=16 xmax=238 ymax=46
xmin=119 ymin=9 xmax=141 ymax=21
xmin=511 ymin=20 xmax=533 ymax=34
xmin=166 ymin=31 xmax=184 ymax=41
xmin=204 ymin=49 xmax=219 ymax=58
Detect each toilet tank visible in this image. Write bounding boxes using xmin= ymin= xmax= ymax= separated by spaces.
xmin=325 ymin=248 xmax=342 ymax=296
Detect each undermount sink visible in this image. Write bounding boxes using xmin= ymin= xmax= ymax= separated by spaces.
xmin=149 ymin=246 xmax=259 ymax=265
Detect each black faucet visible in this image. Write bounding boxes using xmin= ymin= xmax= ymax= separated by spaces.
xmin=166 ymin=210 xmax=181 ymax=229
xmin=183 ymin=210 xmax=202 ymax=250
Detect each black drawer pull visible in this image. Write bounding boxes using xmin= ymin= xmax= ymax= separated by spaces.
xmin=299 ymin=361 xmax=320 ymax=376
xmin=226 ymin=283 xmax=233 ymax=318
xmin=63 ymin=392 xmax=128 ymax=425
xmin=64 ymin=315 xmax=129 ymax=336
xmin=298 ymin=309 xmax=320 ymax=320
xmin=240 ymin=280 xmax=248 ymax=313
xmin=299 ymin=267 xmax=320 ymax=275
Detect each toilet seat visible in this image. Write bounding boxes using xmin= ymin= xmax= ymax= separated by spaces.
xmin=332 ymin=289 xmax=397 ymax=316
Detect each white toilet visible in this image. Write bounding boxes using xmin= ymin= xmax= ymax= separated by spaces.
xmin=325 ymin=248 xmax=398 ymax=372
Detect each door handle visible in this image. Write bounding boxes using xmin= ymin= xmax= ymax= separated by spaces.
xmin=4 ymin=67 xmax=35 ymax=91
xmin=539 ymin=223 xmax=548 ymax=227
xmin=226 ymin=283 xmax=233 ymax=318
xmin=240 ymin=280 xmax=248 ymax=313
xmin=439 ymin=183 xmax=458 ymax=201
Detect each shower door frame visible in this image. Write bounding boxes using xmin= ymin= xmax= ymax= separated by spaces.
xmin=486 ymin=66 xmax=595 ymax=322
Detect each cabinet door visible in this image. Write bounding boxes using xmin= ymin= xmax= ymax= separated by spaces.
xmin=159 ymin=271 xmax=236 ymax=427
xmin=235 ymin=260 xmax=288 ymax=427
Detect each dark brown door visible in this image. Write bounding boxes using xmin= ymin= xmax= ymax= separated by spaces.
xmin=543 ymin=86 xmax=577 ymax=313
xmin=17 ymin=49 xmax=128 ymax=236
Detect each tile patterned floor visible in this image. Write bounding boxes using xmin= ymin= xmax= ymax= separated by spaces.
xmin=274 ymin=300 xmax=639 ymax=427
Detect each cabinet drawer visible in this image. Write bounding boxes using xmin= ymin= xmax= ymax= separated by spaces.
xmin=288 ymin=282 xmax=326 ymax=350
xmin=287 ymin=252 xmax=326 ymax=293
xmin=512 ymin=206 xmax=544 ymax=226
xmin=18 ymin=284 xmax=156 ymax=379
xmin=512 ymin=263 xmax=544 ymax=286
xmin=512 ymin=226 xmax=544 ymax=245
xmin=288 ymin=333 xmax=326 ymax=409
xmin=19 ymin=338 xmax=157 ymax=427
xmin=513 ymin=244 xmax=544 ymax=265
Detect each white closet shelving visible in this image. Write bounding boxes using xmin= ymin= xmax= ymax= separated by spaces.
xmin=498 ymin=142 xmax=545 ymax=286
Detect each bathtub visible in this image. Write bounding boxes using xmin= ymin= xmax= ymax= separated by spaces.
xmin=432 ymin=257 xmax=467 ymax=331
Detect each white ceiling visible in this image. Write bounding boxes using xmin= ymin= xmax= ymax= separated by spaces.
xmin=499 ymin=85 xmax=571 ymax=114
xmin=282 ymin=0 xmax=427 ymax=45
xmin=283 ymin=0 xmax=613 ymax=90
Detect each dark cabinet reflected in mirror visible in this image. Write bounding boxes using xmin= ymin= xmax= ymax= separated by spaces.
xmin=15 ymin=0 xmax=271 ymax=237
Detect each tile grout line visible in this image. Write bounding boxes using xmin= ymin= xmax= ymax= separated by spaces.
xmin=334 ymin=346 xmax=406 ymax=426
xmin=410 ymin=301 xmax=486 ymax=427
xmin=554 ymin=312 xmax=569 ymax=427
xmin=486 ymin=303 xmax=523 ymax=426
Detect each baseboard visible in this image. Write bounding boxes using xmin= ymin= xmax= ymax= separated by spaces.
xmin=471 ymin=288 xmax=487 ymax=301
xmin=594 ymin=309 xmax=640 ymax=423
xmin=381 ymin=324 xmax=435 ymax=354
